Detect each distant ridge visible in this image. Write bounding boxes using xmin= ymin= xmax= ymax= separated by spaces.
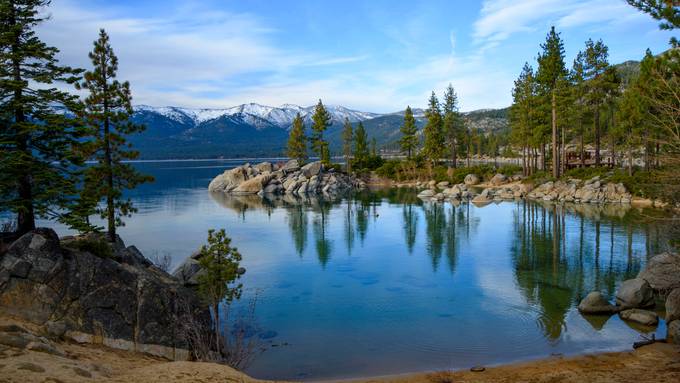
xmin=129 ymin=103 xmax=509 ymax=159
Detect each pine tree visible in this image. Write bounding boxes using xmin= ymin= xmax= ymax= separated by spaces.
xmin=341 ymin=117 xmax=353 ymax=172
xmin=442 ymin=84 xmax=461 ymax=167
xmin=569 ymin=51 xmax=589 ymax=167
xmin=400 ymin=106 xmax=418 ymax=158
xmin=423 ymin=91 xmax=444 ymax=167
xmin=310 ymin=99 xmax=332 ymax=165
xmin=353 ymin=121 xmax=369 ymax=168
xmin=0 ymin=0 xmax=86 ymax=235
xmin=510 ymin=63 xmax=536 ymax=175
xmin=582 ymin=38 xmax=612 ymax=167
xmin=76 ymin=29 xmax=153 ymax=242
xmin=196 ymin=228 xmax=243 ymax=347
xmin=287 ymin=113 xmax=307 ymax=165
xmin=370 ymin=137 xmax=377 ymax=157
xmin=536 ymin=26 xmax=568 ymax=178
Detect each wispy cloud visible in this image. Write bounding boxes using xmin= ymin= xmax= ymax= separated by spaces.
xmin=473 ymin=0 xmax=647 ymax=48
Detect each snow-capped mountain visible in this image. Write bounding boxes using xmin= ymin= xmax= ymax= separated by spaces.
xmin=128 ymin=103 xmax=508 ymax=159
xmin=135 ymin=102 xmax=381 ymax=130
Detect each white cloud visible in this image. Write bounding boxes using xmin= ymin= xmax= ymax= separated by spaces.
xmin=473 ymin=0 xmax=647 ymax=47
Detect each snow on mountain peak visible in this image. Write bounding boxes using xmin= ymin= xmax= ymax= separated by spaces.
xmin=135 ymin=103 xmax=382 ymax=127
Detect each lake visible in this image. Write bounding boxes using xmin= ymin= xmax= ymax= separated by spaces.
xmin=39 ymin=160 xmax=674 ymax=381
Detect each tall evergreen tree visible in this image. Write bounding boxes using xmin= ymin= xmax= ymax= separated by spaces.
xmin=536 ymin=26 xmax=567 ymax=178
xmin=399 ymin=106 xmax=418 ymax=158
xmin=341 ymin=117 xmax=353 ymax=172
xmin=287 ymin=113 xmax=307 ymax=165
xmin=370 ymin=137 xmax=377 ymax=157
xmin=77 ymin=29 xmax=152 ymax=242
xmin=0 ymin=0 xmax=86 ymax=235
xmin=353 ymin=121 xmax=369 ymax=167
xmin=510 ymin=63 xmax=536 ymax=175
xmin=310 ymin=99 xmax=332 ymax=165
xmin=569 ymin=51 xmax=589 ymax=167
xmin=582 ymin=38 xmax=613 ymax=166
xmin=422 ymin=91 xmax=444 ymax=167
xmin=442 ymin=84 xmax=462 ymax=167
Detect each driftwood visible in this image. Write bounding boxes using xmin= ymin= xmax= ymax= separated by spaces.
xmin=633 ymin=334 xmax=666 ymax=349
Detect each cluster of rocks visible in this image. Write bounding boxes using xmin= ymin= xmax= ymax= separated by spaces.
xmin=578 ymin=252 xmax=680 ymax=344
xmin=0 ymin=229 xmax=211 ymax=360
xmin=413 ymin=172 xmax=633 ymax=206
xmin=208 ymin=160 xmax=365 ymax=196
xmin=527 ymin=176 xmax=632 ymax=204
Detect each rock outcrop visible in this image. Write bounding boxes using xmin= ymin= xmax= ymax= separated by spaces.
xmin=209 ymin=160 xmax=365 ymax=196
xmin=0 ymin=229 xmax=211 ymax=360
xmin=615 ymin=278 xmax=655 ymax=309
xmin=527 ymin=176 xmax=632 ymax=204
xmin=637 ymin=252 xmax=680 ymax=293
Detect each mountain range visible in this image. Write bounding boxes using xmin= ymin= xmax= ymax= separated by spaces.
xmin=129 ymin=103 xmax=509 ymax=159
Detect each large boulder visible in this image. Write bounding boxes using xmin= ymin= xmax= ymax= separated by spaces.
xmin=253 ymin=161 xmax=273 ymax=174
xmin=615 ymin=278 xmax=655 ymax=309
xmin=637 ymin=252 xmax=680 ymax=293
xmin=281 ymin=159 xmax=300 ymax=173
xmin=301 ymin=161 xmax=323 ymax=177
xmin=417 ymin=189 xmax=435 ymax=198
xmin=619 ymin=309 xmax=658 ymax=327
xmin=207 ymin=166 xmax=247 ymax=193
xmin=490 ymin=174 xmax=507 ymax=186
xmin=464 ymin=174 xmax=480 ymax=186
xmin=0 ymin=229 xmax=210 ymax=360
xmin=665 ymin=288 xmax=680 ymax=323
xmin=668 ymin=320 xmax=680 ymax=345
xmin=577 ymin=292 xmax=618 ymax=314
xmin=231 ymin=174 xmax=274 ymax=194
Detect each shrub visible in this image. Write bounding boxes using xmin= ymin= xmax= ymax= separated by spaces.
xmin=563 ymin=167 xmax=612 ymax=180
xmin=71 ymin=237 xmax=113 ymax=259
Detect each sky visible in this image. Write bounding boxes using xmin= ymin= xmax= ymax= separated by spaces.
xmin=37 ymin=0 xmax=675 ymax=113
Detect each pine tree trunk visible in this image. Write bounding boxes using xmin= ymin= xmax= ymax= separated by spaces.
xmin=541 ymin=143 xmax=546 ymax=171
xmin=579 ymin=121 xmax=584 ymax=167
xmin=551 ymin=91 xmax=559 ymax=178
xmin=627 ymin=144 xmax=633 ymax=176
xmin=644 ymin=127 xmax=650 ymax=171
xmin=594 ymin=107 xmax=601 ymax=167
xmin=561 ymin=124 xmax=565 ymax=174
xmin=103 ymin=64 xmax=116 ymax=242
xmin=452 ymin=141 xmax=457 ymax=168
xmin=11 ymin=6 xmax=35 ymax=236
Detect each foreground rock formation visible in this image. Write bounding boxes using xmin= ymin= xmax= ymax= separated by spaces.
xmin=209 ymin=160 xmax=365 ymax=196
xmin=0 ymin=229 xmax=211 ymax=360
xmin=578 ymin=252 xmax=680 ymax=344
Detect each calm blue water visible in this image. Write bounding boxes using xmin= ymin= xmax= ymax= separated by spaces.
xmin=38 ymin=160 xmax=673 ymax=381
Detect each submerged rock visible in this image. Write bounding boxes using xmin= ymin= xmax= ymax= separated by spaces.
xmin=615 ymin=278 xmax=655 ymax=309
xmin=619 ymin=309 xmax=658 ymax=327
xmin=578 ymin=292 xmax=618 ymax=314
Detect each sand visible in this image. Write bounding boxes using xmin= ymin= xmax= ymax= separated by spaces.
xmin=1 ymin=315 xmax=679 ymax=383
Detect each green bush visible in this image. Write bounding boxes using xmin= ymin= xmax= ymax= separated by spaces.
xmin=71 ymin=237 xmax=113 ymax=259
xmin=375 ymin=159 xmax=400 ymax=179
xmin=351 ymin=155 xmax=384 ymax=172
xmin=563 ymin=167 xmax=612 ymax=180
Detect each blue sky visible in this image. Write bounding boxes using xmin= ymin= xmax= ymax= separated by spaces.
xmin=38 ymin=0 xmax=675 ymax=112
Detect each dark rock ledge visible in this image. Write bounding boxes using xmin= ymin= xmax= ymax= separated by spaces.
xmin=0 ymin=228 xmax=211 ymax=360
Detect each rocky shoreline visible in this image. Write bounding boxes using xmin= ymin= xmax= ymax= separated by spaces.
xmin=578 ymin=251 xmax=680 ymax=343
xmin=408 ymin=173 xmax=634 ymax=205
xmin=209 ymin=160 xmax=365 ymax=196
